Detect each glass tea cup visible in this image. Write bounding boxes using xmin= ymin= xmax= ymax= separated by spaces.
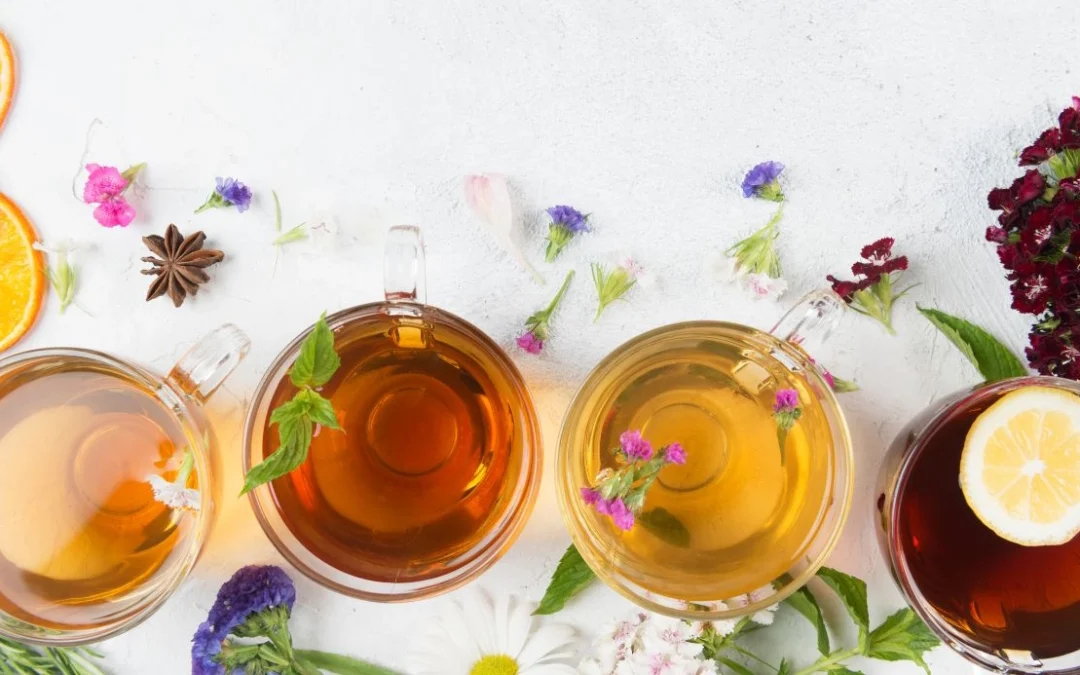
xmin=0 ymin=324 xmax=250 ymax=646
xmin=557 ymin=291 xmax=854 ymax=620
xmin=877 ymin=376 xmax=1080 ymax=674
xmin=243 ymin=226 xmax=541 ymax=601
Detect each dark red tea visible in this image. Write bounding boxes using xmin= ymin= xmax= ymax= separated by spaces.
xmin=896 ymin=394 xmax=1080 ymax=658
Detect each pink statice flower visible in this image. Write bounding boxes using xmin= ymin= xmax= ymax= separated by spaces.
xmin=619 ymin=429 xmax=654 ymax=461
xmin=580 ymin=487 xmax=602 ymax=505
xmin=773 ymin=388 xmax=799 ymax=412
xmin=772 ymin=389 xmax=803 ymax=464
xmin=515 ymin=331 xmax=543 ymax=354
xmin=93 ymin=198 xmax=136 ymax=228
xmin=663 ymin=442 xmax=687 ymax=465
xmin=608 ymin=498 xmax=635 ymax=531
xmin=83 ymin=164 xmax=128 ymax=203
xmin=82 ymin=162 xmax=143 ymax=228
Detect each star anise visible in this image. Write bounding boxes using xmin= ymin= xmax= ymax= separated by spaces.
xmin=141 ymin=224 xmax=225 ymax=307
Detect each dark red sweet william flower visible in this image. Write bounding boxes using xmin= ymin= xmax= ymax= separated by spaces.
xmin=827 ymin=237 xmax=911 ymax=333
xmin=991 ymin=96 xmax=1080 ymax=379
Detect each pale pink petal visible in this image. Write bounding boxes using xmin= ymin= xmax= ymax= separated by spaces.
xmin=463 ymin=173 xmax=543 ymax=283
xmin=93 ymin=197 xmax=136 ymax=228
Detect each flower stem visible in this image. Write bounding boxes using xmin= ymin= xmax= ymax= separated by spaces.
xmin=791 ymin=646 xmax=862 ymax=675
xmin=544 ymin=269 xmax=575 ymax=315
xmin=295 ymin=650 xmax=403 ymax=675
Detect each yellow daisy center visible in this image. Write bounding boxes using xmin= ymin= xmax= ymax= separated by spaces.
xmin=469 ymin=654 xmax=519 ymax=675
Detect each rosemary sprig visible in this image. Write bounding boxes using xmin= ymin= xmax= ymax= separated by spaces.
xmin=0 ymin=636 xmax=108 ymax=675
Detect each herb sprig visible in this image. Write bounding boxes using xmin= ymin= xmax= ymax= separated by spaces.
xmin=242 ymin=313 xmax=341 ymax=495
xmin=0 ymin=636 xmax=108 ymax=675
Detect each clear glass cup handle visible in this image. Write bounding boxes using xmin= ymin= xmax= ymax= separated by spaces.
xmin=770 ymin=289 xmax=845 ymax=352
xmin=384 ymin=225 xmax=427 ymax=304
xmin=167 ymin=323 xmax=251 ymax=403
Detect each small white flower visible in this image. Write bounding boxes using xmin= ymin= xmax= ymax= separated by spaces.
xmin=146 ymin=474 xmax=201 ymax=511
xmin=727 ymin=584 xmax=779 ymax=625
xmin=744 ymin=273 xmax=788 ymax=300
xmin=610 ymin=250 xmax=655 ymax=289
xmin=641 ymin=616 xmax=703 ymax=659
xmin=32 ymin=238 xmax=83 ymax=254
xmin=627 ymin=650 xmax=700 ymax=675
xmin=705 ymin=252 xmax=742 ymax=283
xmin=409 ymin=590 xmax=577 ymax=675
xmin=693 ymin=662 xmax=719 ymax=675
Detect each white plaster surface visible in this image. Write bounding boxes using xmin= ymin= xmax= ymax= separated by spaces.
xmin=1 ymin=0 xmax=1078 ymax=672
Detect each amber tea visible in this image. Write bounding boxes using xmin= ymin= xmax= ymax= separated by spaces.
xmin=580 ymin=332 xmax=835 ymax=601
xmin=263 ymin=312 xmax=531 ymax=582
xmin=894 ymin=391 xmax=1080 ymax=660
xmin=0 ymin=359 xmax=199 ymax=630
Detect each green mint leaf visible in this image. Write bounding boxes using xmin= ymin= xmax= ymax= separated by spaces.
xmin=716 ymin=656 xmax=756 ymax=675
xmin=783 ymin=583 xmax=831 ymax=654
xmin=270 ymin=395 xmax=312 ymax=425
xmin=242 ymin=414 xmax=313 ymax=495
xmin=637 ymin=507 xmax=691 ymax=548
xmin=866 ymin=608 xmax=941 ymax=675
xmin=297 ymin=390 xmax=340 ymax=430
xmin=534 ymin=544 xmax=596 ymax=615
xmin=777 ymin=658 xmax=793 ymax=675
xmin=918 ymin=306 xmax=1026 ymax=382
xmin=290 ymin=313 xmax=341 ymax=388
xmin=295 ymin=650 xmax=403 ymax=675
xmin=817 ymin=567 xmax=870 ymax=652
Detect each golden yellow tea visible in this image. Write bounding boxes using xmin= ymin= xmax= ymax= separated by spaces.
xmin=581 ymin=334 xmax=834 ymax=601
xmin=264 ymin=313 xmax=528 ymax=582
xmin=0 ymin=360 xmax=198 ymax=630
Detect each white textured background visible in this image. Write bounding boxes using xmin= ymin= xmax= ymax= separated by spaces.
xmin=1 ymin=1 xmax=1078 ymax=672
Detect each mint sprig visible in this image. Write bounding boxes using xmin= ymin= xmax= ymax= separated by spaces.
xmin=918 ymin=306 xmax=1026 ymax=382
xmin=533 ymin=545 xmax=596 ymax=616
xmin=242 ymin=313 xmax=341 ymax=495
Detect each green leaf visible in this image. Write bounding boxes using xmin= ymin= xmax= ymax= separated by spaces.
xmin=918 ymin=306 xmax=1026 ymax=382
xmin=289 ymin=313 xmax=341 ymax=388
xmin=273 ymin=224 xmax=308 ymax=247
xmin=533 ymin=545 xmax=596 ymax=615
xmin=637 ymin=507 xmax=691 ymax=547
xmin=295 ymin=649 xmax=403 ymax=675
xmin=716 ymin=656 xmax=756 ymax=675
xmin=784 ymin=584 xmax=831 ymax=654
xmin=777 ymin=659 xmax=793 ymax=675
xmin=817 ymin=567 xmax=870 ymax=652
xmin=272 ymin=189 xmax=283 ymax=232
xmin=270 ymin=395 xmax=312 ymax=425
xmin=298 ymin=390 xmax=341 ymax=430
xmin=242 ymin=415 xmax=313 ymax=494
xmin=867 ymin=608 xmax=941 ymax=675
xmin=120 ymin=162 xmax=146 ymax=182
xmin=831 ymin=376 xmax=859 ymax=393
xmin=825 ymin=668 xmax=864 ymax=675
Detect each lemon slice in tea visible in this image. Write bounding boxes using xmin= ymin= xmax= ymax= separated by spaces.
xmin=961 ymin=386 xmax=1080 ymax=546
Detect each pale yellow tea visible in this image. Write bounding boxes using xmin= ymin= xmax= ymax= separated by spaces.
xmin=582 ymin=336 xmax=834 ymax=600
xmin=0 ymin=359 xmax=198 ymax=630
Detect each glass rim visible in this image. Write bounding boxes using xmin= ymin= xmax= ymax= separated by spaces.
xmin=555 ymin=320 xmax=855 ymax=620
xmin=885 ymin=374 xmax=1080 ymax=674
xmin=242 ymin=301 xmax=542 ymax=602
xmin=0 ymin=347 xmax=214 ymax=646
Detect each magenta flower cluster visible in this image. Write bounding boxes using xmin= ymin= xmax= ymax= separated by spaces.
xmin=83 ymin=163 xmax=138 ymax=228
xmin=580 ymin=430 xmax=686 ymax=532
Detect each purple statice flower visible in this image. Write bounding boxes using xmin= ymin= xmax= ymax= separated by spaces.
xmin=773 ymin=388 xmax=799 ymax=413
xmin=196 ymin=177 xmax=253 ymax=214
xmin=580 ymin=486 xmax=602 ymax=505
xmin=741 ymin=161 xmax=785 ymax=201
xmin=663 ymin=442 xmax=687 ymax=465
xmin=516 ymin=331 xmax=544 ymax=354
xmin=546 ymin=205 xmax=589 ymax=233
xmin=191 ymin=565 xmax=296 ymax=674
xmin=619 ymin=430 xmax=654 ymax=461
xmin=608 ymin=498 xmax=635 ymax=531
xmin=215 ymin=177 xmax=252 ymax=212
xmin=544 ymin=205 xmax=590 ymax=262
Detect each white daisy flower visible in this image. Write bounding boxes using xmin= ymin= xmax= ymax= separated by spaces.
xmin=409 ymin=591 xmax=577 ymax=675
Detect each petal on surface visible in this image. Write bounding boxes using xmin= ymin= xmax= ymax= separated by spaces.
xmin=517 ymin=622 xmax=577 ymax=667
xmin=461 ymin=589 xmax=498 ymax=655
xmin=504 ymin=593 xmax=535 ymax=658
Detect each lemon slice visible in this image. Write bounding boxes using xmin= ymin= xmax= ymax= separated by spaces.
xmin=961 ymin=386 xmax=1080 ymax=546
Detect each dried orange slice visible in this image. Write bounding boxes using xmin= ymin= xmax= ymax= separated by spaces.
xmin=0 ymin=32 xmax=14 ymax=132
xmin=961 ymin=386 xmax=1080 ymax=546
xmin=0 ymin=193 xmax=44 ymax=352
